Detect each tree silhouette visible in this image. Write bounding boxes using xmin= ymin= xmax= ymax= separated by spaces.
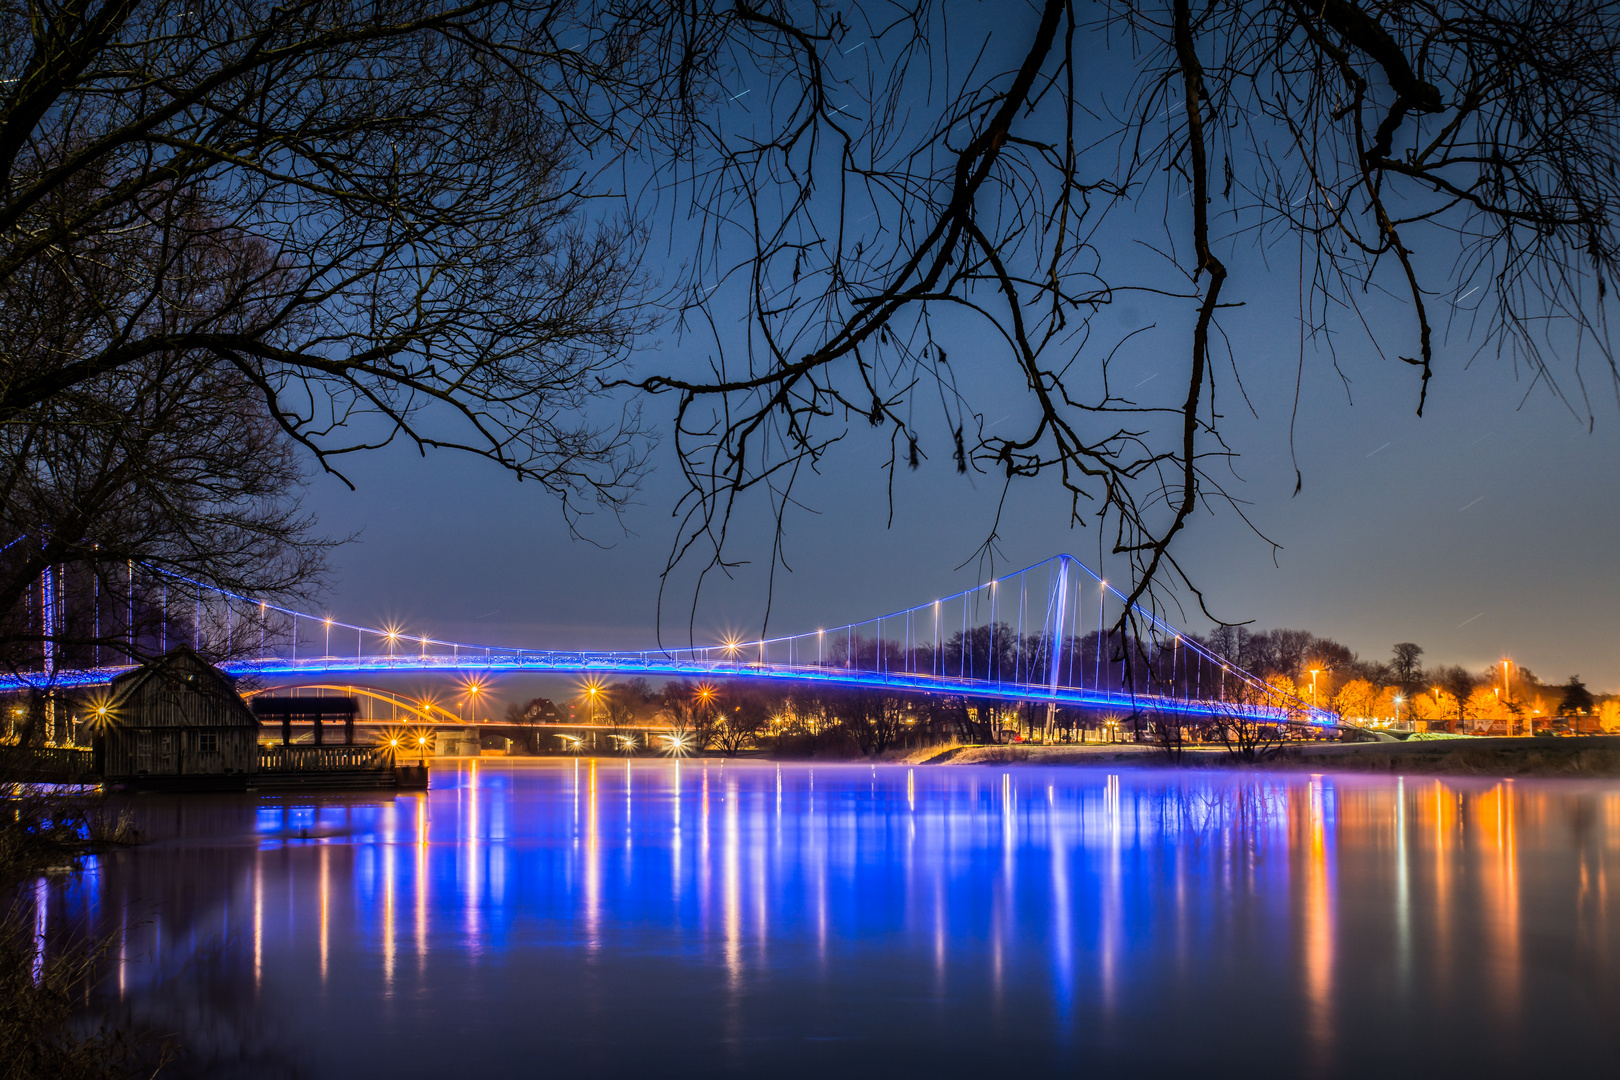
xmin=1558 ymin=675 xmax=1596 ymax=718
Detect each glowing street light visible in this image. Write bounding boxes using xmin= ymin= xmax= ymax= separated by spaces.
xmin=460 ymin=678 xmax=486 ymax=723
xmin=575 ymin=678 xmax=605 ymax=725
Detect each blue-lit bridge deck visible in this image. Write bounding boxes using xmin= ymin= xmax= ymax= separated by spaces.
xmin=4 ymin=554 xmax=1337 ymax=728
xmin=18 ymin=652 xmax=1323 ymax=725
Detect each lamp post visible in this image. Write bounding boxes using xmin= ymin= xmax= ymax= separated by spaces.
xmin=1309 ymin=669 xmax=1321 ymax=710
xmin=1496 ymin=660 xmax=1509 ymax=735
xmin=588 ymin=684 xmax=599 ymax=725
xmin=1394 ymin=695 xmax=1404 ymax=729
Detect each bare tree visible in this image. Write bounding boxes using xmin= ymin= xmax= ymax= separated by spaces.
xmin=620 ymin=0 xmax=1619 ymax=637
xmin=713 ymin=698 xmax=767 ymax=756
xmin=1391 ymin=643 xmax=1426 ymax=692
xmin=505 ymin=695 xmax=558 ymax=753
xmin=1435 ymin=664 xmax=1478 ymax=726
xmin=0 ymin=217 xmax=332 ymax=678
xmin=11 ymin=1 xmax=1618 ymax=659
xmin=839 ymin=690 xmax=909 ymax=756
xmin=660 ymin=680 xmax=722 ymax=751
xmin=1212 ymin=690 xmax=1290 ymax=763
xmin=1 ymin=1 xmax=667 ymax=672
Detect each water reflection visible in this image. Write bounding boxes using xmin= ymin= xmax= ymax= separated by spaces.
xmin=31 ymin=763 xmax=1620 ymax=1077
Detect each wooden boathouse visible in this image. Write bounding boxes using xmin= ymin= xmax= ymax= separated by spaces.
xmin=0 ymin=648 xmax=431 ymax=791
xmin=98 ymin=646 xmax=260 ymax=788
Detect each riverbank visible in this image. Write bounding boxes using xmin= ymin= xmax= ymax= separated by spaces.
xmin=458 ymin=734 xmax=1620 ymax=778
xmin=864 ymin=735 xmax=1620 ymax=777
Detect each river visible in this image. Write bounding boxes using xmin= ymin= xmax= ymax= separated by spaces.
xmin=42 ymin=760 xmax=1620 ymax=1077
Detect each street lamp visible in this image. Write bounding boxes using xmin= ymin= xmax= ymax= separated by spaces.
xmin=1394 ymin=695 xmax=1404 ymax=728
xmin=1309 ymin=669 xmax=1321 ymax=709
xmin=1501 ymin=659 xmax=1520 ymax=735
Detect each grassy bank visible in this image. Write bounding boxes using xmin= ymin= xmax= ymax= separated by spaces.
xmin=0 ymin=788 xmax=158 ymax=1080
xmin=1273 ymin=735 xmax=1620 ymax=777
xmin=827 ymin=736 xmax=1620 ymax=777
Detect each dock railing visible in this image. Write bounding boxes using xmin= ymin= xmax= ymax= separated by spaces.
xmin=258 ymin=744 xmax=386 ymax=772
xmin=0 ymin=744 xmax=98 ymax=782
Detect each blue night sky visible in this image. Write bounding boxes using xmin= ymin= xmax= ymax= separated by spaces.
xmin=301 ymin=299 xmax=1620 ymax=695
xmin=297 ymin=13 xmax=1620 ymax=698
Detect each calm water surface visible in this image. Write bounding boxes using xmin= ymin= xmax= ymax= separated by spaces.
xmin=43 ymin=760 xmax=1620 ymax=1077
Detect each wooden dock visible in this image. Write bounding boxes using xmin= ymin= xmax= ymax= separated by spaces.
xmin=1 ymin=743 xmax=429 ymax=791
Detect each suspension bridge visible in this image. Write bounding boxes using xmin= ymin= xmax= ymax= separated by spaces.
xmin=5 ymin=554 xmax=1331 ymax=726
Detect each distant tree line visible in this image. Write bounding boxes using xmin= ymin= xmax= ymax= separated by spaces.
xmin=497 ymin=623 xmax=1616 ymax=756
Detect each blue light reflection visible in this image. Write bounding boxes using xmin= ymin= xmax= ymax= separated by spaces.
xmin=34 ymin=762 xmax=1620 ymax=1078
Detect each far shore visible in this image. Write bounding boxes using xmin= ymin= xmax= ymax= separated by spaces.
xmin=455 ymin=734 xmax=1620 ymax=779
xmin=870 ymin=735 xmax=1620 ymax=778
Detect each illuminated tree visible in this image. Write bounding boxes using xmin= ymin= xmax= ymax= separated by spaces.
xmin=1263 ymin=675 xmax=1302 ymax=712
xmin=1331 ymin=678 xmax=1380 ymax=724
xmin=1464 ymin=687 xmax=1509 ymax=732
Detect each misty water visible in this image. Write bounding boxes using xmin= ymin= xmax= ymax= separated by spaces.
xmin=41 ymin=760 xmax=1620 ymax=1077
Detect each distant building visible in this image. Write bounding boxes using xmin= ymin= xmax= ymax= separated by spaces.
xmin=99 ymin=647 xmax=259 ymax=787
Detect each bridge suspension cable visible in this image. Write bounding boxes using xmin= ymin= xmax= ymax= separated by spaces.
xmin=2 ymin=553 xmax=1324 ymax=724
